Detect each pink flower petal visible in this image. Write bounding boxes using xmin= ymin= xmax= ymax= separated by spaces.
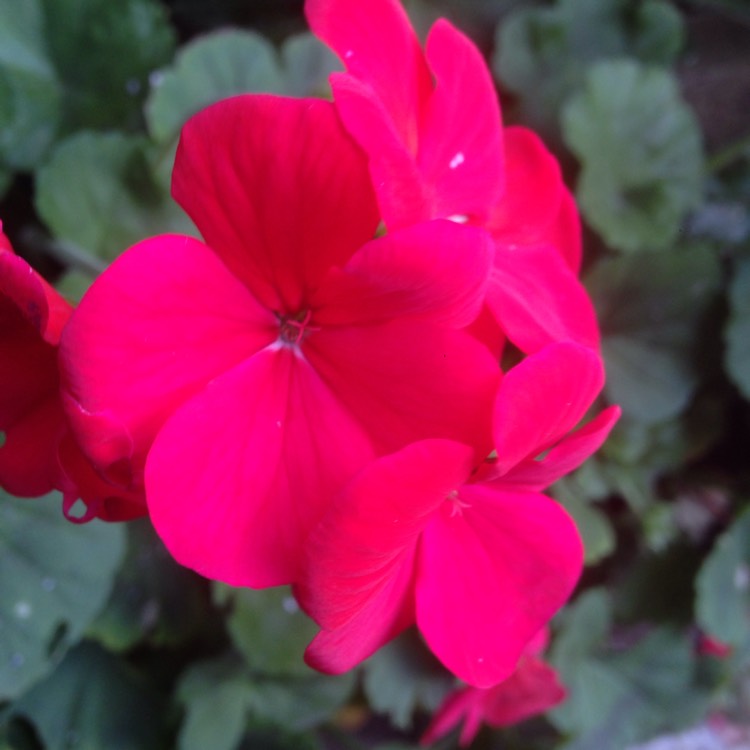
xmin=305 ymin=322 xmax=499 ymax=456
xmin=487 ymin=127 xmax=562 ymax=246
xmin=417 ymin=484 xmax=583 ymax=687
xmin=172 ymin=94 xmax=380 ymax=312
xmin=146 ymin=347 xmax=376 ymax=587
xmin=300 ymin=439 xmax=474 ymax=672
xmin=60 ymin=234 xmax=276 ymax=486
xmin=492 ymin=342 xmax=606 ymax=476
xmin=502 ymin=405 xmax=621 ymax=491
xmin=305 ymin=0 xmax=431 ymax=151
xmin=313 ymin=220 xmax=493 ymax=329
xmin=419 ymin=20 xmax=504 ymax=223
xmin=543 ymin=188 xmax=583 ymax=274
xmin=487 ymin=243 xmax=600 ymax=353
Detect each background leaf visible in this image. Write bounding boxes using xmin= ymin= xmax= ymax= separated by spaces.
xmin=725 ymin=256 xmax=750 ymax=401
xmin=0 ymin=491 xmax=125 ymax=700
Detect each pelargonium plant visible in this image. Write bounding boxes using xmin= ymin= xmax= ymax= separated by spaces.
xmin=0 ymin=0 xmax=620 ymax=743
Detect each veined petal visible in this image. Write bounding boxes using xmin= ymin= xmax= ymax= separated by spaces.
xmin=419 ymin=20 xmax=504 ymax=223
xmin=313 ymin=220 xmax=493 ymax=329
xmin=60 ymin=234 xmax=276 ymax=485
xmin=173 ymin=95 xmax=380 ymax=312
xmin=492 ymin=342 xmax=606 ymax=476
xmin=300 ymin=439 xmax=475 ymax=629
xmin=487 ymin=243 xmax=600 ymax=353
xmin=501 ymin=405 xmax=621 ymax=491
xmin=146 ymin=347 xmax=376 ymax=588
xmin=305 ymin=322 xmax=498 ymax=456
xmin=486 ymin=127 xmax=562 ymax=246
xmin=417 ymin=485 xmax=583 ymax=687
xmin=305 ymin=0 xmax=431 ymax=151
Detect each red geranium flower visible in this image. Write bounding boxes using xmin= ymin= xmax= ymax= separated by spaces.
xmin=60 ymin=95 xmax=500 ymax=587
xmin=297 ymin=342 xmax=619 ymax=687
xmin=305 ymin=0 xmax=599 ymax=354
xmin=0 ymin=224 xmax=143 ymax=520
xmin=421 ymin=628 xmax=566 ymax=747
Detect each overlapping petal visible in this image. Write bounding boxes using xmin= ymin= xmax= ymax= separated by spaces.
xmin=487 ymin=244 xmax=600 ymax=354
xmin=312 ymin=220 xmax=493 ymax=329
xmin=172 ymin=94 xmax=380 ymax=312
xmin=146 ymin=347 xmax=376 ymax=588
xmin=417 ymin=485 xmax=583 ymax=687
xmin=60 ymin=234 xmax=277 ymax=486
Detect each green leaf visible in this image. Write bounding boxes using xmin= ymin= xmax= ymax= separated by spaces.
xmin=145 ymin=29 xmax=286 ymax=145
xmin=550 ymin=590 xmax=702 ymax=749
xmin=214 ymin=585 xmax=318 ymax=678
xmin=0 ymin=0 xmax=61 ymax=169
xmin=35 ymin=131 xmax=194 ymax=262
xmin=696 ymin=506 xmax=750 ymax=649
xmin=725 ymin=256 xmax=750 ymax=401
xmin=563 ymin=59 xmax=704 ymax=252
xmin=587 ymin=245 xmax=721 ymax=424
xmin=12 ymin=642 xmax=165 ymax=750
xmin=0 ymin=491 xmax=125 ymax=700
xmin=279 ymin=32 xmax=340 ymax=98
xmin=39 ymin=0 xmax=176 ymax=133
xmin=88 ymin=520 xmax=209 ymax=652
xmin=493 ymin=0 xmax=684 ymax=135
xmin=554 ymin=490 xmax=616 ymax=564
xmin=362 ymin=630 xmax=454 ymax=730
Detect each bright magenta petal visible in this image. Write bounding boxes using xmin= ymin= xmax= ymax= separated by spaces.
xmin=492 ymin=342 xmax=605 ymax=476
xmin=146 ymin=347 xmax=376 ymax=587
xmin=419 ymin=20 xmax=504 ymax=222
xmin=502 ymin=405 xmax=621 ymax=491
xmin=487 ymin=243 xmax=600 ymax=353
xmin=305 ymin=0 xmax=431 ymax=150
xmin=543 ymin=188 xmax=583 ymax=273
xmin=301 ymin=440 xmax=474 ymax=673
xmin=60 ymin=234 xmax=276 ymax=485
xmin=313 ymin=220 xmax=493 ymax=329
xmin=172 ymin=94 xmax=380 ymax=312
xmin=417 ymin=485 xmax=583 ymax=687
xmin=305 ymin=322 xmax=498 ymax=456
xmin=487 ymin=127 xmax=562 ymax=245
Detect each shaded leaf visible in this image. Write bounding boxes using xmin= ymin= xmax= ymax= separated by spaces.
xmin=587 ymin=246 xmax=721 ymax=424
xmin=696 ymin=505 xmax=750 ymax=649
xmin=493 ymin=0 xmax=684 ymax=135
xmin=35 ymin=131 xmax=194 ymax=262
xmin=214 ymin=585 xmax=318 ymax=678
xmin=563 ymin=60 xmax=704 ymax=252
xmin=279 ymin=32 xmax=340 ymax=98
xmin=725 ymin=256 xmax=750 ymax=401
xmin=0 ymin=491 xmax=125 ymax=700
xmin=13 ymin=642 xmax=165 ymax=750
xmin=39 ymin=0 xmax=176 ymax=133
xmin=0 ymin=0 xmax=60 ymax=169
xmin=362 ymin=630 xmax=454 ymax=730
xmin=88 ymin=519 xmax=209 ymax=652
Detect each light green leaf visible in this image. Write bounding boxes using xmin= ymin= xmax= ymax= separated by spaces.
xmin=280 ymin=32 xmax=340 ymax=98
xmin=0 ymin=491 xmax=125 ymax=700
xmin=145 ymin=29 xmax=286 ymax=145
xmin=587 ymin=245 xmax=721 ymax=424
xmin=35 ymin=131 xmax=194 ymax=262
xmin=696 ymin=506 xmax=750 ymax=649
xmin=493 ymin=0 xmax=684 ymax=135
xmin=39 ymin=0 xmax=175 ymax=133
xmin=13 ymin=642 xmax=165 ymax=750
xmin=88 ymin=520 xmax=208 ymax=652
xmin=214 ymin=584 xmax=318 ymax=678
xmin=563 ymin=60 xmax=704 ymax=252
xmin=725 ymin=256 xmax=750 ymax=401
xmin=550 ymin=590 xmax=701 ymax=749
xmin=0 ymin=0 xmax=60 ymax=169
xmin=555 ymin=490 xmax=616 ymax=564
xmin=362 ymin=630 xmax=454 ymax=730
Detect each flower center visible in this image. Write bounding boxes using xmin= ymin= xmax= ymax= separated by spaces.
xmin=277 ymin=308 xmax=318 ymax=346
xmin=447 ymin=489 xmax=471 ymax=517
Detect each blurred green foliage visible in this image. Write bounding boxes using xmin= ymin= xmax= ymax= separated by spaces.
xmin=1 ymin=0 xmax=750 ymax=748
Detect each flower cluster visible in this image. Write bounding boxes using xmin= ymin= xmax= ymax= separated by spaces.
xmin=0 ymin=0 xmax=619 ymax=738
